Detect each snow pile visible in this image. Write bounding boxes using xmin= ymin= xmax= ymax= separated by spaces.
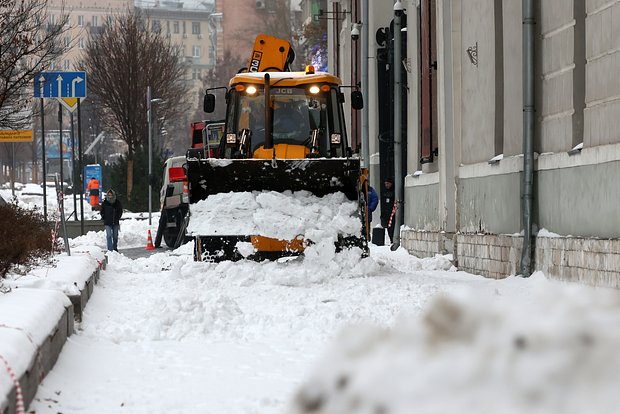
xmin=78 ymin=243 xmax=457 ymax=345
xmin=288 ymin=273 xmax=620 ymax=414
xmin=187 ymin=190 xmax=361 ymax=241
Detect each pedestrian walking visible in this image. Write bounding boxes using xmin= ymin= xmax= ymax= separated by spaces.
xmin=101 ymin=189 xmax=123 ymax=251
xmin=380 ymin=178 xmax=395 ymax=243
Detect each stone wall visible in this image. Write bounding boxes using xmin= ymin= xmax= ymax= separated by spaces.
xmin=400 ymin=230 xmax=452 ymax=258
xmin=402 ymin=229 xmax=620 ymax=288
xmin=454 ymin=233 xmax=523 ymax=279
xmin=535 ymin=236 xmax=620 ymax=288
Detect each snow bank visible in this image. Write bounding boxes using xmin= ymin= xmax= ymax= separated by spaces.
xmin=4 ymin=249 xmax=104 ymax=295
xmin=0 ymin=289 xmax=71 ymax=408
xmin=187 ymin=190 xmax=361 ymax=241
xmin=288 ymin=273 xmax=620 ymax=414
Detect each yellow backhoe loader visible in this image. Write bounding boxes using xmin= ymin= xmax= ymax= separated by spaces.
xmin=186 ymin=34 xmax=370 ymax=262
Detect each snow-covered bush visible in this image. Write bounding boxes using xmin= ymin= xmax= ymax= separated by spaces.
xmin=0 ymin=202 xmax=57 ymax=277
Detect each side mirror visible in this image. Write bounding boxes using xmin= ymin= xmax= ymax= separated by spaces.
xmin=203 ymin=93 xmax=216 ymax=113
xmin=351 ymin=91 xmax=364 ymax=110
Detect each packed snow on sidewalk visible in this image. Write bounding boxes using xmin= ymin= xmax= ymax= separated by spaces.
xmin=2 ymin=189 xmax=617 ymax=414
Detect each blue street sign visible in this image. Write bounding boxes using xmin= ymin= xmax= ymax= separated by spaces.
xmin=34 ymin=71 xmax=87 ymax=98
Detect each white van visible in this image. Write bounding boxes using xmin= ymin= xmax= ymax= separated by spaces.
xmin=154 ymin=156 xmax=190 ymax=248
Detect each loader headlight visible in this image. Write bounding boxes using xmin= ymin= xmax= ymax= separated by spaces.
xmin=226 ymin=133 xmax=237 ymax=144
xmin=308 ymin=85 xmax=320 ymax=95
xmin=245 ymin=85 xmax=258 ymax=95
xmin=330 ymin=133 xmax=341 ymax=145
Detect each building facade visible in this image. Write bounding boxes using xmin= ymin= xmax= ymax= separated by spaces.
xmin=327 ymin=0 xmax=620 ymax=287
xmin=46 ymin=0 xmax=218 ymax=104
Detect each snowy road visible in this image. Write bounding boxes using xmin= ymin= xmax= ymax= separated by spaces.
xmin=26 ymin=239 xmax=499 ymax=413
xmin=25 ymin=222 xmax=620 ymax=414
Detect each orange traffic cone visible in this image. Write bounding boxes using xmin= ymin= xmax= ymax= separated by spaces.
xmin=145 ymin=230 xmax=155 ymax=250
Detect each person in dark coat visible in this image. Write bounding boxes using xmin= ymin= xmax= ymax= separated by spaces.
xmin=101 ymin=189 xmax=123 ymax=251
xmin=380 ymin=178 xmax=395 ymax=243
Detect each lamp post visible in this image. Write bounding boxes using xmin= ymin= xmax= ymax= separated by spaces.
xmin=146 ymin=85 xmax=164 ymax=226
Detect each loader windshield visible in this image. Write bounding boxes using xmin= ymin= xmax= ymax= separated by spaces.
xmin=226 ymin=85 xmax=346 ymax=157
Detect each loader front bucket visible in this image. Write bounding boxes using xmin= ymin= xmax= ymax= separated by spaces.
xmin=185 ymin=157 xmax=368 ymax=262
xmin=186 ymin=158 xmax=361 ymax=202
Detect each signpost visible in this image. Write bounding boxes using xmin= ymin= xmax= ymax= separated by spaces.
xmin=0 ymin=129 xmax=33 ymax=196
xmin=0 ymin=130 xmax=33 ymax=142
xmin=35 ymin=71 xmax=88 ymax=227
xmin=34 ymin=71 xmax=86 ymax=112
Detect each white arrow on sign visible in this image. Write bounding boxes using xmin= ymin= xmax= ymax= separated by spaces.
xmin=38 ymin=75 xmax=45 ymax=97
xmin=71 ymin=76 xmax=83 ymax=97
xmin=56 ymin=74 xmax=63 ymax=97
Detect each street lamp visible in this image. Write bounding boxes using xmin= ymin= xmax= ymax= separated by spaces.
xmin=147 ymin=85 xmax=165 ymax=226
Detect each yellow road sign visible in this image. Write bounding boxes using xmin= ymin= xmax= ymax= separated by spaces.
xmin=0 ymin=129 xmax=33 ymax=142
xmin=59 ymin=97 xmax=79 ymax=112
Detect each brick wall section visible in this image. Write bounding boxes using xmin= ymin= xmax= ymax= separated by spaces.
xmin=402 ymin=229 xmax=620 ymax=287
xmin=455 ymin=234 xmax=523 ymax=279
xmin=535 ymin=237 xmax=620 ymax=288
xmin=400 ymin=230 xmax=451 ymax=258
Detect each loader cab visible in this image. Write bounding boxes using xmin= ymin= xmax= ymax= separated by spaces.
xmin=219 ymin=79 xmax=351 ymax=160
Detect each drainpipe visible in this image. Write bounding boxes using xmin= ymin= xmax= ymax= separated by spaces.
xmin=392 ymin=0 xmax=404 ymax=250
xmin=521 ymin=0 xmax=535 ymax=276
xmin=361 ymin=0 xmax=369 ymax=169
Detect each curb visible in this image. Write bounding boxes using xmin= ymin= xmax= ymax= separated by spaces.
xmin=1 ymin=256 xmax=107 ymax=414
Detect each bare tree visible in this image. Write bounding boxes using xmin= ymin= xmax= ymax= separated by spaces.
xmin=80 ymin=8 xmax=188 ymax=200
xmin=0 ymin=0 xmax=69 ymax=130
xmin=192 ymin=49 xmax=245 ymax=121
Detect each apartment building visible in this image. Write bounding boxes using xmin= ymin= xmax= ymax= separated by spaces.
xmin=45 ymin=0 xmax=217 ymax=103
xmin=136 ymin=0 xmax=219 ymax=102
xmin=46 ymin=0 xmax=133 ymax=70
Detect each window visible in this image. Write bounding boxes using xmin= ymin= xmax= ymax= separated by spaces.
xmin=192 ymin=68 xmax=201 ymax=80
xmin=64 ymin=36 xmax=70 ymax=48
xmin=64 ymin=60 xmax=70 ymax=70
xmin=49 ymin=14 xmax=56 ymax=25
xmin=78 ymin=38 xmax=84 ymax=49
xmin=77 ymin=15 xmax=84 ymax=26
xmin=49 ymin=61 xmax=55 ymax=70
xmin=173 ymin=21 xmax=179 ymax=33
xmin=192 ymin=22 xmax=200 ymax=34
xmin=107 ymin=16 xmax=113 ymax=26
xmin=192 ymin=45 xmax=200 ymax=58
xmin=152 ymin=20 xmax=161 ymax=33
xmin=182 ymin=21 xmax=186 ymax=34
xmin=92 ymin=15 xmax=98 ymax=27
